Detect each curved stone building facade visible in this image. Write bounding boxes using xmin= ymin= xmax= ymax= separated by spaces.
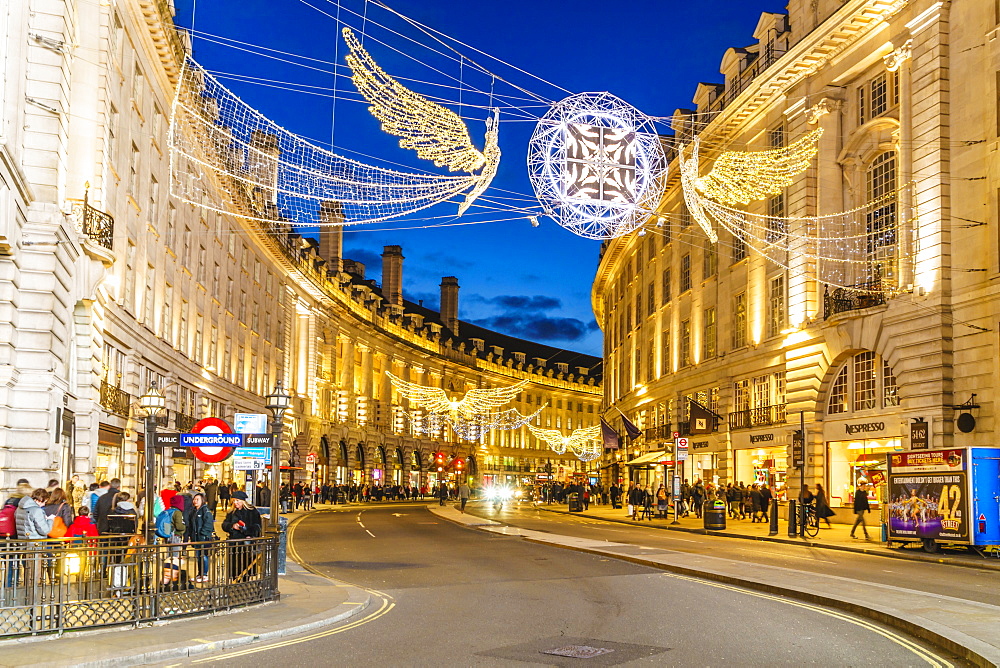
xmin=594 ymin=0 xmax=998 ymax=518
xmin=0 ymin=0 xmax=601 ymax=494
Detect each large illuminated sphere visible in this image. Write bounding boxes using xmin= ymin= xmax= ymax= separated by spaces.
xmin=527 ymin=92 xmax=666 ymax=240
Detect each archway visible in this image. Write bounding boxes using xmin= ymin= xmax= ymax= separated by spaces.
xmin=354 ymin=443 xmax=366 ymax=484
xmin=393 ymin=447 xmax=404 ymax=485
xmin=375 ymin=446 xmax=387 ymax=485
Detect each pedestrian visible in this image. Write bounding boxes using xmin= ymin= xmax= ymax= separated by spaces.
xmin=258 ymin=482 xmax=271 ymax=512
xmin=66 ymin=506 xmax=98 ymax=538
xmin=438 ymin=483 xmax=449 ymax=506
xmin=16 ymin=489 xmax=53 ymax=539
xmin=186 ymin=493 xmax=214 ymax=582
xmin=204 ymin=478 xmax=219 ymax=513
xmin=4 ymin=478 xmax=33 ymax=508
xmin=815 ymin=483 xmax=835 ymax=528
xmin=759 ymin=483 xmax=773 ymax=523
xmin=218 ymin=481 xmax=231 ymax=511
xmin=156 ymin=495 xmax=186 ymax=554
xmin=94 ymin=478 xmax=121 ymax=534
xmin=67 ymin=475 xmax=86 ymax=508
xmin=655 ymin=484 xmax=668 ymax=518
xmin=106 ymin=491 xmax=138 ymax=539
xmin=692 ymin=479 xmax=705 ymax=518
xmin=609 ymin=483 xmax=621 ymax=510
xmin=42 ymin=487 xmax=74 ymax=537
xmin=850 ymin=481 xmax=871 ymax=539
xmin=222 ymin=491 xmax=262 ymax=582
xmin=458 ymin=481 xmax=471 ymax=512
xmin=750 ymin=484 xmax=764 ymax=523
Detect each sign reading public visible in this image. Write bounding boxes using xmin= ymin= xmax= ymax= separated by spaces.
xmin=888 ymin=449 xmax=968 ymax=541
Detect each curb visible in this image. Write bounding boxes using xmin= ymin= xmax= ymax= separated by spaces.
xmin=533 ymin=505 xmax=1000 ymax=572
xmin=430 ymin=505 xmax=999 ymax=668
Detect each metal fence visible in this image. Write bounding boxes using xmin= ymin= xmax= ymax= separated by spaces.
xmin=0 ymin=536 xmax=278 ymax=637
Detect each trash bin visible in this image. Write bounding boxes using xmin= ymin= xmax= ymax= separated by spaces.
xmin=703 ymin=499 xmax=726 ymax=530
xmin=568 ymin=493 xmax=583 ymax=512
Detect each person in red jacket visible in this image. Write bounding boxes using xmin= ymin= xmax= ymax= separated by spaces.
xmin=66 ymin=506 xmax=98 ymax=538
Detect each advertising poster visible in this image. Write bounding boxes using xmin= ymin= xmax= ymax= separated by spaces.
xmin=888 ymin=449 xmax=967 ymax=540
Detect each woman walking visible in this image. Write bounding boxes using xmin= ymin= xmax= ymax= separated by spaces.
xmin=815 ymin=484 xmax=835 ymax=528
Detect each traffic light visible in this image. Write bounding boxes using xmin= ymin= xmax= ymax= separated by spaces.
xmin=454 ymin=458 xmax=464 ymax=473
xmin=434 ymin=451 xmax=445 ymax=472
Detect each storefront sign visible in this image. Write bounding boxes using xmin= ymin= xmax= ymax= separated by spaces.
xmin=732 ymin=430 xmax=786 ymax=451
xmin=171 ymin=447 xmax=190 ymax=459
xmin=792 ymin=430 xmax=804 ymax=467
xmin=889 ymin=449 xmax=964 ymax=474
xmin=824 ymin=418 xmax=899 ymax=441
xmin=689 ymin=435 xmax=726 ymax=453
xmin=910 ymin=420 xmax=929 ymax=450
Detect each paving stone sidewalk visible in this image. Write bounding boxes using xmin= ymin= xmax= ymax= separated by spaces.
xmin=432 ymin=503 xmax=1000 ymax=668
xmin=527 ymin=501 xmax=1000 ymax=571
xmin=0 ymin=511 xmax=370 ymax=668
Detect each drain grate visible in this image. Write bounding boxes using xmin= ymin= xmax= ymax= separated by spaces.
xmin=541 ymin=645 xmax=615 ymax=659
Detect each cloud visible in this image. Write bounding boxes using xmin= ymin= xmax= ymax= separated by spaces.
xmin=343 ymin=247 xmax=382 ymax=272
xmin=403 ymin=290 xmax=439 ymax=310
xmin=420 ymin=251 xmax=473 ymax=271
xmin=467 ymin=294 xmax=562 ymax=311
xmin=471 ymin=315 xmax=595 ymax=342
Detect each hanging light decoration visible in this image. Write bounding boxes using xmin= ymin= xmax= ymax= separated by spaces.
xmin=525 ymin=420 xmax=603 ymax=462
xmin=387 ymin=372 xmax=540 ymax=441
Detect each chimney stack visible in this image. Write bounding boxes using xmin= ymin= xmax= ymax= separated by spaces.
xmin=381 ymin=245 xmax=404 ymax=307
xmin=440 ymin=276 xmax=459 ymax=336
xmin=318 ymin=201 xmax=344 ymax=272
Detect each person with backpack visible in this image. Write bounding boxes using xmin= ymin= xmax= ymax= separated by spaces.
xmin=156 ymin=496 xmax=186 ymax=555
xmin=94 ymin=478 xmax=121 ymax=534
xmin=16 ymin=489 xmax=53 ymax=539
xmin=43 ymin=488 xmax=74 ymax=539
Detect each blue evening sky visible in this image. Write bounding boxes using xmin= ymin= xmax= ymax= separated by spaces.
xmin=173 ymin=0 xmax=787 ymax=357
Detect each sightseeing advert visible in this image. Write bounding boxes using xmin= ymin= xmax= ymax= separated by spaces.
xmin=887 ymin=449 xmax=968 ymax=541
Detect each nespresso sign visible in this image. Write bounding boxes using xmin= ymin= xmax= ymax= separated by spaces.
xmin=750 ymin=433 xmax=775 ymax=443
xmin=844 ymin=421 xmax=885 ymax=435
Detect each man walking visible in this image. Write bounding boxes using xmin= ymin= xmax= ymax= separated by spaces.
xmin=458 ymin=481 xmax=471 ymax=513
xmin=851 ymin=481 xmax=871 ymax=539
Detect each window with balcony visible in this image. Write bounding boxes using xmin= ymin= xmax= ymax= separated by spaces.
xmin=729 ymin=372 xmax=785 ymax=429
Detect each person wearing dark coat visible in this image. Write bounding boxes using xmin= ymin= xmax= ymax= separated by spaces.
xmin=186 ymin=493 xmax=215 ymax=582
xmin=222 ymin=491 xmax=263 ymax=582
xmin=94 ymin=478 xmax=121 ymax=534
xmin=749 ymin=485 xmax=764 ymax=523
xmin=609 ymin=484 xmax=622 ymax=510
xmin=850 ymin=482 xmax=871 ymax=539
xmin=204 ymin=479 xmax=219 ymax=513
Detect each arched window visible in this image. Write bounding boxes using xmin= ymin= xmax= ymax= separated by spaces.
xmin=826 ymin=351 xmax=899 ymax=416
xmin=866 ymin=151 xmax=898 ymax=289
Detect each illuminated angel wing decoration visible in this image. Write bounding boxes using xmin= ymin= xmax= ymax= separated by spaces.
xmin=526 ymin=422 xmax=602 ymax=460
xmin=344 ymin=27 xmax=485 ymax=173
xmin=462 ymin=379 xmax=529 ymax=414
xmin=694 ymin=128 xmax=823 ymax=206
xmin=386 ymin=372 xmax=452 ymax=414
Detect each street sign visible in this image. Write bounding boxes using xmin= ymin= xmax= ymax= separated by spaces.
xmin=305 ymin=453 xmax=317 ymax=464
xmin=154 ymin=433 xmax=179 ymax=447
xmin=234 ymin=413 xmax=268 ymax=434
xmin=677 ymin=450 xmax=689 ymax=461
xmin=186 ymin=418 xmax=238 ymax=464
xmin=179 ymin=433 xmax=243 ymax=448
xmin=234 ymin=458 xmax=267 ymax=471
xmin=676 ymin=437 xmax=689 ymax=450
xmin=244 ymin=434 xmax=274 ymax=448
xmin=234 ymin=447 xmax=271 ymax=460
xmin=672 ymin=431 xmax=679 ymax=439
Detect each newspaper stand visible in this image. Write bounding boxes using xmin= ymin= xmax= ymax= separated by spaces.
xmin=886 ymin=447 xmax=1000 ymax=554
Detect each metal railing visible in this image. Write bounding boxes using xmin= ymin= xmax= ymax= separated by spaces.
xmin=823 ymin=279 xmax=888 ymax=320
xmin=0 ymin=536 xmax=278 ymax=638
xmin=99 ymin=380 xmax=131 ymax=416
xmin=728 ymin=404 xmax=787 ymax=430
xmin=67 ymin=197 xmax=115 ymax=251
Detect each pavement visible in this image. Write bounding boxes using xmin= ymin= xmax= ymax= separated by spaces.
xmin=529 ymin=501 xmax=1000 ymax=572
xmin=0 ymin=508 xmax=372 ymax=668
xmin=431 ymin=502 xmax=1000 ymax=668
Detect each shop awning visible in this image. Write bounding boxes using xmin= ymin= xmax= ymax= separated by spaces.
xmin=625 ymin=451 xmax=667 ymax=466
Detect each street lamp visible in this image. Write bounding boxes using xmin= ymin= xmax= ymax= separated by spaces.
xmin=265 ymin=379 xmax=292 ymax=532
xmin=139 ymin=381 xmax=166 ymax=543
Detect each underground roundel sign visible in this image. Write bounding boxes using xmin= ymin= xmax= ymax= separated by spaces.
xmin=188 ymin=417 xmax=237 ymax=463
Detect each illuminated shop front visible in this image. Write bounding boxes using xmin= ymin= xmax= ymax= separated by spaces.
xmin=688 ymin=435 xmax=725 ymax=487
xmin=732 ymin=429 xmax=788 ymax=501
xmin=824 ymin=418 xmax=904 ymax=508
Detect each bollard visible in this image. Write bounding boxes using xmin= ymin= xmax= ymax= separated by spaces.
xmin=787 ymin=499 xmax=797 ymax=537
xmin=769 ymin=498 xmax=779 ymax=536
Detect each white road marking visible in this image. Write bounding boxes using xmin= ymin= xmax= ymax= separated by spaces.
xmin=365 ymin=530 xmax=376 ymax=538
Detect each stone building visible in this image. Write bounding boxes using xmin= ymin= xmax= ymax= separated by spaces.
xmin=593 ymin=0 xmax=996 ymax=518
xmin=0 ymin=0 xmax=601 ymax=494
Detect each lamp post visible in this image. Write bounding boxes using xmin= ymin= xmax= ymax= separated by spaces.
xmin=265 ymin=380 xmax=291 ymax=533
xmin=139 ymin=382 xmax=166 ymax=543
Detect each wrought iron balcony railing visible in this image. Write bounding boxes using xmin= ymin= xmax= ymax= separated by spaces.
xmin=68 ymin=195 xmax=115 ymax=250
xmin=99 ymin=380 xmax=131 ymax=416
xmin=823 ymin=277 xmax=888 ymax=320
xmin=728 ymin=404 xmax=786 ymax=431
